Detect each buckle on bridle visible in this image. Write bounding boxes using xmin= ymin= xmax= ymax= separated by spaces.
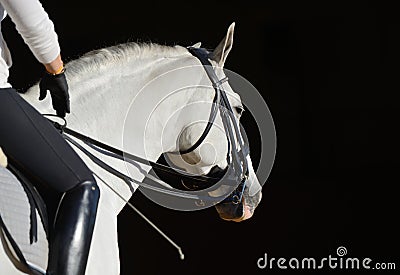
xmin=231 ymin=195 xmax=241 ymax=205
xmin=212 ymin=76 xmax=229 ymax=89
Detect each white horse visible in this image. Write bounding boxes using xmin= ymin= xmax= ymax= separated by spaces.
xmin=0 ymin=23 xmax=262 ymax=274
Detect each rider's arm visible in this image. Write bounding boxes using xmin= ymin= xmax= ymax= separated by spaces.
xmin=0 ymin=0 xmax=63 ymax=72
xmin=44 ymin=54 xmax=63 ymax=75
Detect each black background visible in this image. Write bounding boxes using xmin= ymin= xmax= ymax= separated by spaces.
xmin=2 ymin=1 xmax=398 ymax=274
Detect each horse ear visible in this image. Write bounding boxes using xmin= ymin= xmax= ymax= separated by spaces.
xmin=210 ymin=22 xmax=235 ymax=67
xmin=191 ymin=42 xmax=202 ymax=48
xmin=0 ymin=147 xmax=7 ymax=167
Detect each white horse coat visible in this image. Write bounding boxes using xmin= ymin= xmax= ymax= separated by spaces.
xmin=0 ymin=23 xmax=262 ymax=274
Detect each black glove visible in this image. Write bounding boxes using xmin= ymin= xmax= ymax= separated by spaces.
xmin=39 ymin=71 xmax=70 ymax=118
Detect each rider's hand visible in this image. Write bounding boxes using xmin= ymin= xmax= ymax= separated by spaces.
xmin=39 ymin=69 xmax=70 ymax=118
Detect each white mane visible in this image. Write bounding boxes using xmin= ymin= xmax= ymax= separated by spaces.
xmin=65 ymin=42 xmax=189 ymax=81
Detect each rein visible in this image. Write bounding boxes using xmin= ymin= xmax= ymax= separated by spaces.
xmin=60 ymin=123 xmax=220 ymax=184
xmin=48 ymin=119 xmax=235 ymax=203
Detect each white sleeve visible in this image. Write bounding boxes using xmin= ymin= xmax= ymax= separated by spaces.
xmin=0 ymin=0 xmax=60 ymax=64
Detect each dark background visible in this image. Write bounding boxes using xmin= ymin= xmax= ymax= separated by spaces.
xmin=3 ymin=1 xmax=398 ymax=274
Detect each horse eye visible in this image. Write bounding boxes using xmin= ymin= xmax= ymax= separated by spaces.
xmin=234 ymin=106 xmax=244 ymax=115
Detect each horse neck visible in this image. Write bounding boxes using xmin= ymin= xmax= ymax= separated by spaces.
xmin=67 ymin=55 xmax=169 ymax=130
xmin=24 ymin=45 xmax=199 ymax=162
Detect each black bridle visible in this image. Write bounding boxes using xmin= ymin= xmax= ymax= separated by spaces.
xmin=181 ymin=47 xmax=250 ymax=204
xmin=50 ymin=47 xmax=250 ymax=206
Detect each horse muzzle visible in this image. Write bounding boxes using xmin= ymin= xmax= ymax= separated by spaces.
xmin=214 ymin=198 xmax=254 ymax=222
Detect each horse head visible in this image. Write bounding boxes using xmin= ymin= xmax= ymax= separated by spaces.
xmin=160 ymin=23 xmax=262 ymax=222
